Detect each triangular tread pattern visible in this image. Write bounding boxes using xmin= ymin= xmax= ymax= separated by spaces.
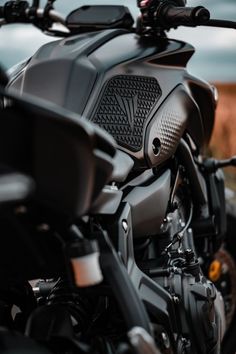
xmin=92 ymin=75 xmax=162 ymax=151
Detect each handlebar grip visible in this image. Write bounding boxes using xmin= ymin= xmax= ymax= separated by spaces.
xmin=0 ymin=1 xmax=29 ymax=23
xmin=160 ymin=5 xmax=210 ymax=28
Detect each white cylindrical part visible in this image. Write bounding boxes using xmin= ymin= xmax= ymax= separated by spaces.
xmin=71 ymin=252 xmax=103 ymax=287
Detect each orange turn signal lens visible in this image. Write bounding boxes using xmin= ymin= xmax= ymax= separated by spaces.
xmin=209 ymin=259 xmax=222 ymax=282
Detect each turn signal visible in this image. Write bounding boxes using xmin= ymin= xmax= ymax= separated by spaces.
xmin=209 ymin=259 xmax=222 ymax=282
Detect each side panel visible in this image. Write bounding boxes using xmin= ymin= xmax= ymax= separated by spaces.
xmin=124 ymin=170 xmax=171 ymax=238
xmin=8 ymin=30 xmax=214 ymax=165
xmin=144 ymin=85 xmax=203 ymax=167
xmin=185 ymin=73 xmax=216 ymax=146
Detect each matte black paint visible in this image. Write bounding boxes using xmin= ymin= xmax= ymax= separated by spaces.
xmin=8 ymin=30 xmax=215 ymax=168
xmin=115 ymin=203 xmax=177 ymax=347
xmin=2 ymin=22 xmax=225 ymax=352
xmin=124 ymin=169 xmax=171 ymax=238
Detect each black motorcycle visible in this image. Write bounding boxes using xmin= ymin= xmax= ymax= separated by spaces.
xmin=0 ymin=0 xmax=236 ymax=353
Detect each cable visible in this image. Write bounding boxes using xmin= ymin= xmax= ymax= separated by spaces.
xmin=164 ymin=203 xmax=193 ymax=254
xmin=204 ymin=19 xmax=236 ymax=30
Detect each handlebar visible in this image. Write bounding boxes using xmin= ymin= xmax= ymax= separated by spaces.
xmin=138 ymin=0 xmax=210 ymax=30
xmin=30 ymin=8 xmax=65 ymax=25
xmin=158 ymin=5 xmax=210 ymax=28
xmin=138 ymin=0 xmax=236 ymax=34
xmin=0 ymin=1 xmax=65 ymax=28
xmin=1 ymin=0 xmax=236 ymax=35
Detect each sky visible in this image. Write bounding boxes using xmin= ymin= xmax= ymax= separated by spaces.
xmin=0 ymin=0 xmax=236 ymax=82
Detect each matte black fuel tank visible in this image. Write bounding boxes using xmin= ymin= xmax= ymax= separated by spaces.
xmin=9 ymin=29 xmax=216 ymax=168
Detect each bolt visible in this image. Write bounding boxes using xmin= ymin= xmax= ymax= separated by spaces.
xmin=122 ymin=220 xmax=128 ymax=233
xmin=163 ymin=215 xmax=172 ymax=224
xmin=161 ymin=332 xmax=170 ymax=349
xmin=33 ymin=287 xmax=40 ymax=294
xmin=173 ymin=296 xmax=180 ymax=304
xmin=166 ymin=215 xmax=173 ymax=223
xmin=221 ymin=263 xmax=228 ymax=274
xmin=221 ymin=281 xmax=227 ymax=288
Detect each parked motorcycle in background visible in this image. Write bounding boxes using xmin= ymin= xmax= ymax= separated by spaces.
xmin=0 ymin=0 xmax=236 ymax=353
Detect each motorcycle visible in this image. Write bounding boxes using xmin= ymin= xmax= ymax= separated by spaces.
xmin=0 ymin=0 xmax=236 ymax=353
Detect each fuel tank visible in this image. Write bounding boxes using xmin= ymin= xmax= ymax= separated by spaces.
xmin=8 ymin=29 xmax=216 ymax=168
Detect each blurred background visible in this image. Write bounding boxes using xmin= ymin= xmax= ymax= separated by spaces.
xmin=0 ymin=0 xmax=236 ymax=187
